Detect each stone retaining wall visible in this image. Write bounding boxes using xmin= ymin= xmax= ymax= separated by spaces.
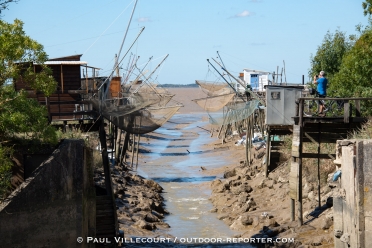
xmin=0 ymin=139 xmax=96 ymax=248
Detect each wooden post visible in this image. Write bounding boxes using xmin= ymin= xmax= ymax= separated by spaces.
xmin=131 ymin=132 xmax=136 ymax=168
xmin=265 ymin=126 xmax=271 ymax=177
xmin=317 ymin=122 xmax=321 ymax=208
xmin=60 ymin=64 xmax=64 ymax=93
xmin=344 ymin=100 xmax=350 ymax=123
xmin=355 ymin=100 xmax=361 ymax=117
xmin=136 ymin=133 xmax=140 ymax=170
xmin=115 ymin=129 xmax=122 ymax=166
xmin=122 ymin=131 xmax=130 ymax=164
xmin=85 ymin=66 xmax=88 ymax=94
xmin=298 ymin=99 xmax=304 ymax=226
xmin=245 ymin=118 xmax=249 ymax=166
xmin=99 ymin=118 xmax=113 ymax=196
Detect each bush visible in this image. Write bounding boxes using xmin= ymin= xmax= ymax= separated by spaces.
xmin=0 ymin=146 xmax=13 ymax=200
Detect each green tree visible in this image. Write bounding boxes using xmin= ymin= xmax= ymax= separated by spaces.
xmin=363 ymin=0 xmax=372 ymax=16
xmin=309 ymin=29 xmax=355 ymax=83
xmin=0 ymin=19 xmax=58 ymax=198
xmin=0 ymin=19 xmax=56 ymax=94
xmin=0 ymin=0 xmax=18 ymax=15
xmin=330 ymin=28 xmax=372 ymax=97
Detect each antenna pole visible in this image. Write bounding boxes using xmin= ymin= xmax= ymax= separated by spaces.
xmin=211 ymin=58 xmax=265 ymax=106
xmin=206 ymin=59 xmax=246 ymax=102
xmin=99 ymin=27 xmax=145 ymax=91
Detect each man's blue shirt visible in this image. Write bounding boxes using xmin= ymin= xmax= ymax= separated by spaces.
xmin=317 ymin=77 xmax=327 ymax=96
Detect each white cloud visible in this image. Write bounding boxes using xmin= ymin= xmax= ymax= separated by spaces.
xmin=235 ymin=10 xmax=253 ymax=18
xmin=137 ymin=17 xmax=151 ymax=23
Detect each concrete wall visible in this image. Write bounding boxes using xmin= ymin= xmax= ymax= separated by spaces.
xmin=0 ymin=139 xmax=96 ymax=248
xmin=333 ymin=139 xmax=372 ymax=248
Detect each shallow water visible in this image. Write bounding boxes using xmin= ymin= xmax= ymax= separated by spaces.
xmin=135 ymin=113 xmax=254 ymax=247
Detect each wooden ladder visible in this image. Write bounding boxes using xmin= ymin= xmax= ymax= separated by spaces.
xmin=96 ymin=195 xmax=117 ymax=247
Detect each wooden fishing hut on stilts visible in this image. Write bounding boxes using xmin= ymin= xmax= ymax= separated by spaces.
xmin=289 ymin=96 xmax=372 ymax=226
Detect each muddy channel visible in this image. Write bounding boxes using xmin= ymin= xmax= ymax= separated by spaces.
xmin=129 ymin=113 xmax=255 ymax=247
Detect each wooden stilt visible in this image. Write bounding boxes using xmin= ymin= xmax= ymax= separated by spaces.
xmin=115 ymin=129 xmax=122 ymax=166
xmin=122 ymin=131 xmax=130 ymax=164
xmin=131 ymin=132 xmax=135 ymax=169
xmin=99 ymin=118 xmax=113 ymax=196
xmin=265 ymin=126 xmax=271 ymax=178
xmin=136 ymin=133 xmax=140 ymax=170
xmin=245 ymin=117 xmax=249 ymax=166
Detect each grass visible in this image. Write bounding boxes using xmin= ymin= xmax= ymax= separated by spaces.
xmin=348 ymin=118 xmax=372 ymax=139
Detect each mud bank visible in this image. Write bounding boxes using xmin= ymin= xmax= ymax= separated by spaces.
xmin=208 ymin=136 xmax=336 ymax=248
xmin=94 ymin=166 xmax=173 ymax=239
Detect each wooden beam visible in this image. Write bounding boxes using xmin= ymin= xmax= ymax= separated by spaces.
xmin=301 ymin=153 xmax=336 ymax=159
xmin=299 ymin=97 xmax=372 ymax=101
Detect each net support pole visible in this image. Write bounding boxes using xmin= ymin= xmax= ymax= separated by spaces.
xmin=131 ymin=132 xmax=136 ymax=168
xmin=115 ymin=129 xmax=122 ymax=166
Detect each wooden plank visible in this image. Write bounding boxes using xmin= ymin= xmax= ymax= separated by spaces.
xmin=299 ymin=97 xmax=372 ymax=101
xmin=292 ymin=116 xmax=368 ymax=124
xmin=301 ymin=153 xmax=336 ymax=159
xmin=291 ymin=125 xmax=301 ymax=157
xmin=50 ymin=111 xmax=96 ymax=116
xmin=303 ymin=137 xmax=345 ymax=144
xmin=289 ymin=161 xmax=299 ymax=200
xmin=303 ymin=132 xmax=348 ymax=142
xmin=269 ymin=129 xmax=293 ymax=135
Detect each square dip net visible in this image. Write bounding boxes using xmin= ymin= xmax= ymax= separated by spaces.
xmin=90 ymin=77 xmax=183 ymax=134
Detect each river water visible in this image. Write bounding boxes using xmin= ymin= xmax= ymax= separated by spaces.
xmin=133 ymin=113 xmax=254 ymax=247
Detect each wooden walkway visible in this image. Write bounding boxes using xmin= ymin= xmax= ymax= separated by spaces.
xmin=289 ymin=97 xmax=372 ymax=225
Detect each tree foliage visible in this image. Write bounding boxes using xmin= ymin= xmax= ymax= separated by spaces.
xmin=0 ymin=19 xmax=57 ymax=141
xmin=330 ymin=28 xmax=372 ymax=98
xmin=363 ymin=0 xmax=372 ymax=16
xmin=0 ymin=19 xmax=58 ymax=197
xmin=0 ymin=19 xmax=57 ymax=95
xmin=0 ymin=145 xmax=12 ymax=199
xmin=309 ymin=30 xmax=355 ymax=82
xmin=0 ymin=0 xmax=18 ymax=15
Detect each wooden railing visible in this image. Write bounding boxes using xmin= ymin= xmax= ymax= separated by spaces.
xmin=295 ymin=97 xmax=372 ymax=124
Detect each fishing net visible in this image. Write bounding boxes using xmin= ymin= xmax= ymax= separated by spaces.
xmin=196 ymin=80 xmax=229 ymax=92
xmin=90 ymin=92 xmax=162 ymax=117
xmin=208 ymin=100 xmax=259 ymax=126
xmin=192 ymin=93 xmax=235 ymax=112
xmin=91 ymin=76 xmax=183 ymax=134
xmin=109 ymin=99 xmax=183 ymax=134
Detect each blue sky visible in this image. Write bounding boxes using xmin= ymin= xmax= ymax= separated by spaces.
xmin=2 ymin=0 xmax=369 ymax=85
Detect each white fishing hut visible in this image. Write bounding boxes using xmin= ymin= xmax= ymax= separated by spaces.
xmin=236 ymin=69 xmax=270 ymax=93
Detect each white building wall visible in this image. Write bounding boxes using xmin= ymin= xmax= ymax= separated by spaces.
xmin=243 ymin=69 xmax=270 ymax=92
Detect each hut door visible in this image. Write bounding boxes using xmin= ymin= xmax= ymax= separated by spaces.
xmin=251 ymin=74 xmax=259 ymax=91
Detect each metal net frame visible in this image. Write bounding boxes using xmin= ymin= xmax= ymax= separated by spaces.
xmin=208 ymin=100 xmax=259 ymax=126
xmin=109 ymin=99 xmax=183 ymax=134
xmin=192 ymin=93 xmax=235 ymax=112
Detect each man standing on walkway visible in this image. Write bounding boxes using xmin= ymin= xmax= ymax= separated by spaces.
xmin=313 ymin=71 xmax=328 ymax=116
